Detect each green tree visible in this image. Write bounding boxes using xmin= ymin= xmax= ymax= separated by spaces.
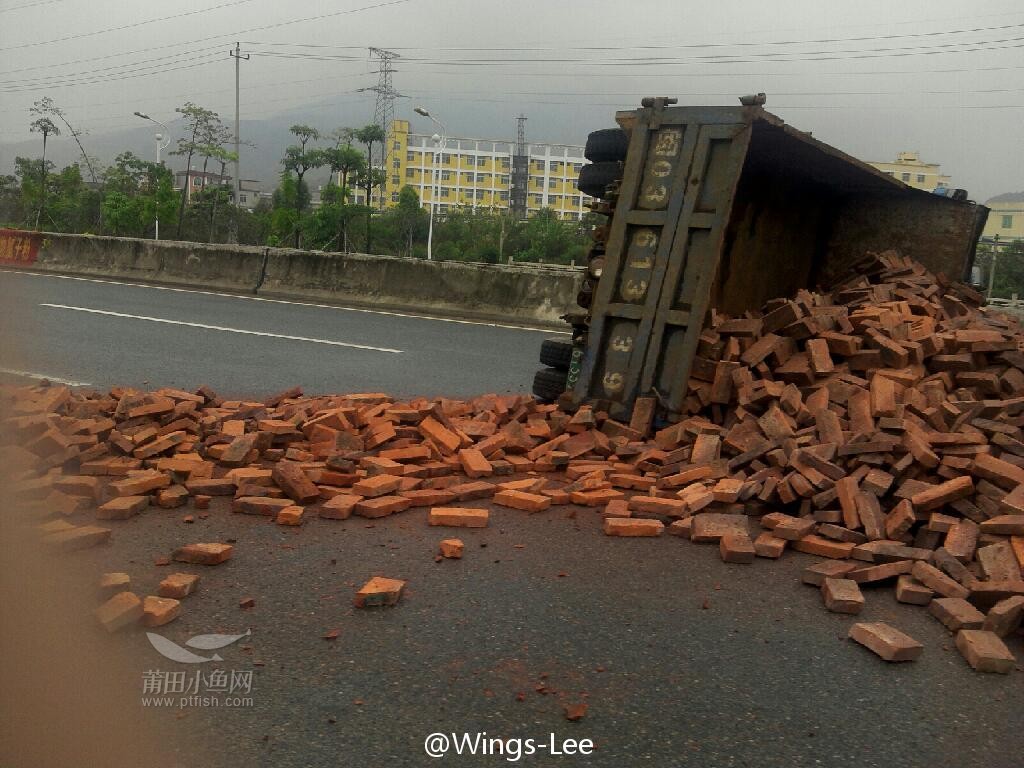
xmin=281 ymin=124 xmax=324 ymax=247
xmin=170 ymin=102 xmax=219 ymax=238
xmin=29 ymin=115 xmax=59 ymax=229
xmin=32 ymin=96 xmax=99 ymax=186
xmin=386 ymin=186 xmax=428 ymax=257
xmin=353 ymin=124 xmax=386 ymax=205
xmin=322 ymin=143 xmax=365 ymax=203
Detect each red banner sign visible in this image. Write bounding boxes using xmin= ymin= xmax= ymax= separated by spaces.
xmin=0 ymin=228 xmax=42 ymax=266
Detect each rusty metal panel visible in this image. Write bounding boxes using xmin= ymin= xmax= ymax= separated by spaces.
xmin=641 ymin=122 xmax=751 ymax=413
xmin=573 ymin=106 xmax=751 ymax=418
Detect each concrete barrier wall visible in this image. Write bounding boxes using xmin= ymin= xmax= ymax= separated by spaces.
xmin=260 ymin=248 xmax=581 ymax=326
xmin=0 ymin=230 xmax=581 ymax=327
xmin=25 ymin=233 xmax=268 ymax=294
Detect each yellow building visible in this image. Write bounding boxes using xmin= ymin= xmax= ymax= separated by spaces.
xmin=354 ymin=119 xmax=593 ymax=220
xmin=981 ymin=193 xmax=1024 ymax=242
xmin=866 ymin=151 xmax=951 ymax=191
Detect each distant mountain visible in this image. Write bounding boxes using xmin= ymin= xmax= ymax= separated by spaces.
xmin=0 ymin=96 xmax=622 ymax=193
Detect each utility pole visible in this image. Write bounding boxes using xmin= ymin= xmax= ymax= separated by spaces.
xmin=230 ymin=42 xmax=249 ymax=238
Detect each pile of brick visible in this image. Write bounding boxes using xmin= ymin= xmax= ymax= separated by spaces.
xmin=3 ymin=252 xmax=1023 ymax=672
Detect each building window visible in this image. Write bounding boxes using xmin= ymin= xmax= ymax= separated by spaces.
xmin=239 ymin=194 xmax=247 ymax=203
xmin=550 ymin=161 xmax=562 ymax=172
xmin=391 ymin=191 xmax=399 ymax=202
xmin=475 ymin=190 xmax=485 ymax=199
xmin=441 ymin=171 xmax=451 ymax=181
xmin=438 ymin=204 xmax=449 ymax=213
xmin=916 ymin=174 xmax=925 ymax=183
xmin=476 ymin=174 xmax=487 ymax=183
xmin=901 ymin=173 xmax=910 ymax=181
xmin=500 ymin=191 xmax=509 ymax=201
xmin=193 ymin=178 xmax=201 ymax=186
xmin=407 ymin=151 xmax=416 ymax=161
xmin=442 ymin=154 xmax=453 ymax=164
xmin=572 ymin=163 xmax=582 ymax=172
xmin=393 ymin=140 xmax=401 ymax=150
xmin=500 ymin=158 xmax=511 ymax=169
xmin=548 ymin=178 xmax=557 ymax=189
xmin=476 ymin=156 xmax=488 ymax=166
xmin=1004 ymin=215 xmax=1014 ymax=228
xmin=391 ymin=175 xmax=399 ymax=185
xmin=393 ymin=158 xmax=400 ymax=169
xmin=441 ymin=188 xmax=450 ymax=198
xmin=500 ymin=175 xmax=510 ymax=185
xmin=406 ymin=169 xmax=415 ymax=178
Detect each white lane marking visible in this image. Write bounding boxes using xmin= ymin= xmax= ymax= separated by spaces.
xmin=0 ymin=367 xmax=92 ymax=387
xmin=39 ymin=303 xmax=403 ymax=353
xmin=2 ymin=269 xmax=571 ymax=335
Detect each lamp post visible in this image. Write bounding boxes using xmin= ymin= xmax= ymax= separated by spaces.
xmin=414 ymin=106 xmax=446 ymax=261
xmin=134 ymin=111 xmax=171 ymax=240
xmin=988 ymin=234 xmax=1001 ymax=299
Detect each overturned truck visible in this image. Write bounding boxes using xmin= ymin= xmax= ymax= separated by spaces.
xmin=535 ymin=98 xmax=989 ymax=422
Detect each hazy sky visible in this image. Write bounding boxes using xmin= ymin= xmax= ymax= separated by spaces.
xmin=1 ymin=0 xmax=1022 ymax=199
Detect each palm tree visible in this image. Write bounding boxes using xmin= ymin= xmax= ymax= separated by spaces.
xmin=29 ymin=116 xmax=59 ymax=229
xmin=353 ymin=124 xmax=386 ymax=206
xmin=323 ymin=144 xmax=365 ymax=202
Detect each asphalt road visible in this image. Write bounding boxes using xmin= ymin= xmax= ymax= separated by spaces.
xmin=0 ymin=269 xmax=556 ymax=398
xmin=1 ymin=268 xmax=1022 ymax=768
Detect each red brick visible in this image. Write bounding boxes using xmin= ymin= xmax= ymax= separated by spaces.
xmin=895 ymin=575 xmax=933 ymax=605
xmin=354 ymin=576 xmax=405 ymax=608
xmin=428 ymin=507 xmax=489 ymax=528
xmin=109 ymin=470 xmax=170 ymax=497
xmin=753 ymin=532 xmax=787 ymax=558
xmin=276 ymin=505 xmax=304 ymax=526
xmin=272 ymin=461 xmax=321 ymax=504
xmin=910 ymin=476 xmax=974 ymax=512
xmin=822 ymin=578 xmax=864 ymax=614
xmin=94 ymin=591 xmax=144 ymax=632
xmin=911 ymin=561 xmax=970 ymax=599
xmin=493 ymin=489 xmax=551 ymax=513
xmin=439 ymin=538 xmax=464 ymax=559
xmin=603 ymin=518 xmax=664 ymax=537
xmin=719 ymin=533 xmax=756 ymax=563
xmin=982 ymin=595 xmax=1024 ymax=637
xmin=352 ymin=473 xmax=402 ymax=498
xmin=96 ymin=495 xmax=148 ymax=520
xmin=354 ymin=495 xmax=410 ymax=518
xmin=802 ymin=561 xmax=857 ymax=586
xmin=158 ymin=572 xmax=200 ymax=599
xmin=955 ymin=629 xmax=1015 ymax=673
xmin=690 ymin=513 xmax=748 ymax=543
xmin=98 ymin=572 xmax=130 ymax=598
xmin=320 ymin=494 xmax=360 ymax=520
xmin=792 ymin=535 xmax=855 ymax=559
xmin=458 ymin=448 xmax=493 ymax=478
xmin=142 ymin=595 xmax=181 ymax=627
xmin=570 ymin=488 xmax=625 ymax=507
xmin=929 ymin=597 xmax=985 ymax=631
xmin=232 ymin=496 xmax=293 ymax=516
xmin=173 ymin=542 xmax=233 ymax=565
xmin=848 ymin=622 xmax=923 ymax=662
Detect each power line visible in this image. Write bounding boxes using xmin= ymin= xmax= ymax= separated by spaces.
xmin=0 ymin=0 xmax=258 ymax=52
xmin=0 ymin=55 xmax=223 ymax=93
xmin=247 ymin=19 xmax=1024 ymax=52
xmin=0 ymin=0 xmax=65 ymax=13
xmin=0 ymin=45 xmax=226 ymax=87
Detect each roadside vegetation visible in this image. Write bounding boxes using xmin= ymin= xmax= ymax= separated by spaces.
xmin=0 ymin=99 xmax=595 ymax=266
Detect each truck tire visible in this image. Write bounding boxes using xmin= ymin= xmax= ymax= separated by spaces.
xmin=539 ymin=338 xmax=573 ymax=369
xmin=585 ymin=128 xmax=629 ymax=162
xmin=577 ymin=161 xmax=623 ymax=199
xmin=532 ymin=367 xmax=568 ymax=401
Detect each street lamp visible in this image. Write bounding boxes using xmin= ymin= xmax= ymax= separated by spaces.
xmin=989 ymin=234 xmax=1001 ymax=300
xmin=134 ymin=111 xmax=171 ymax=240
xmin=414 ymin=106 xmax=447 ymax=261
